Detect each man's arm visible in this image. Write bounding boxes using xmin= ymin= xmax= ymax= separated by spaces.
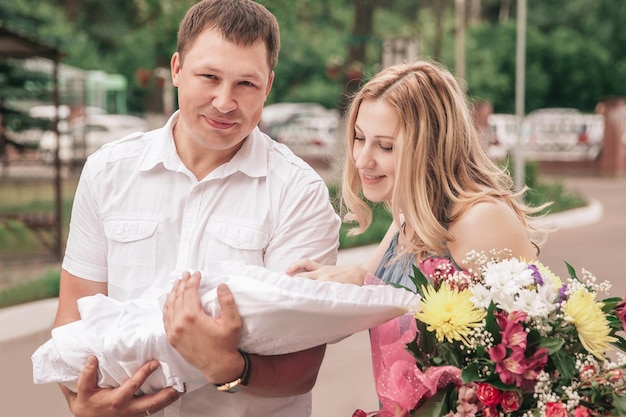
xmin=54 ymin=269 xmax=107 ymax=327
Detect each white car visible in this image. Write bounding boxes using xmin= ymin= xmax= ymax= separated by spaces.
xmin=523 ymin=108 xmax=603 ymax=161
xmin=274 ymin=113 xmax=340 ymax=160
xmin=259 ymin=102 xmax=331 ymax=140
xmin=39 ymin=114 xmax=148 ymax=163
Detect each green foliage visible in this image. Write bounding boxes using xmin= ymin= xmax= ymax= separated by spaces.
xmin=0 ymin=180 xmax=76 ymax=255
xmin=327 ymin=184 xmax=393 ymax=250
xmin=502 ymin=160 xmax=587 ymax=216
xmin=338 ymin=203 xmax=392 ymax=249
xmin=4 ymin=0 xmax=626 ymax=114
xmin=0 ymin=269 xmax=60 ymax=308
xmin=523 ymin=161 xmax=587 ymax=215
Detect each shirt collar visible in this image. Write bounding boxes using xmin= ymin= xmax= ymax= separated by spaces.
xmin=224 ymin=127 xmax=268 ymax=179
xmin=139 ymin=111 xmax=180 ymax=172
xmin=139 ymin=110 xmax=268 ymax=179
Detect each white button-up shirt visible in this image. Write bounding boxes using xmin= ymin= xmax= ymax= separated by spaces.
xmin=62 ymin=111 xmax=341 ymax=417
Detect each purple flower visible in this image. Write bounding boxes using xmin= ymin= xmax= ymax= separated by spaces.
xmin=558 ymin=284 xmax=569 ymax=303
xmin=528 ymin=264 xmax=544 ymax=285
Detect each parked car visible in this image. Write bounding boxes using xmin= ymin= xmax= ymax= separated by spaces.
xmin=259 ymin=102 xmax=331 ymax=140
xmin=38 ymin=114 xmax=148 ymax=163
xmin=523 ymin=108 xmax=603 ymax=161
xmin=274 ymin=112 xmax=340 ymax=160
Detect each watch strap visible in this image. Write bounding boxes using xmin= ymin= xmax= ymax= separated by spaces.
xmin=215 ymin=349 xmax=252 ymax=393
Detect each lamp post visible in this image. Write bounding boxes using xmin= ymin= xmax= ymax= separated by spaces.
xmin=455 ymin=0 xmax=466 ymax=81
xmin=514 ymin=0 xmax=527 ymax=192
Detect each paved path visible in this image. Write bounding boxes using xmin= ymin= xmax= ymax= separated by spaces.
xmin=1 ymin=175 xmax=625 ymax=417
xmin=535 ymin=176 xmax=626 ymax=293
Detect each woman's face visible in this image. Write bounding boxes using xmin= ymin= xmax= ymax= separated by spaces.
xmin=352 ymin=99 xmax=399 ymax=203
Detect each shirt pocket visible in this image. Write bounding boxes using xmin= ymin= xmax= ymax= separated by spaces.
xmin=103 ymin=217 xmax=158 ymax=289
xmin=207 ymin=216 xmax=269 ymax=252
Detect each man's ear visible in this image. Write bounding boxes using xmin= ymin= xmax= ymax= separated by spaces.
xmin=265 ymin=71 xmax=275 ymax=97
xmin=171 ymin=52 xmax=182 ymax=87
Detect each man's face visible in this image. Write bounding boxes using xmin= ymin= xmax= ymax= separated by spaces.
xmin=171 ymin=28 xmax=274 ymax=153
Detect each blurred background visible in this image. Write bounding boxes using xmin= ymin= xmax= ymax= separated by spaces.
xmin=1 ymin=1 xmax=626 ymax=416
xmin=1 ymin=0 xmax=625 ymax=267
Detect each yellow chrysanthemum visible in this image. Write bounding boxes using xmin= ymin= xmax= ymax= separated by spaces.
xmin=534 ymin=260 xmax=563 ymax=291
xmin=564 ymin=288 xmax=616 ymax=360
xmin=415 ymin=283 xmax=486 ymax=346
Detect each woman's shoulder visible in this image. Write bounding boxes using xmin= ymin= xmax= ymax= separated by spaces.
xmin=447 ymin=198 xmax=536 ymax=261
xmin=453 ymin=198 xmax=518 ymax=226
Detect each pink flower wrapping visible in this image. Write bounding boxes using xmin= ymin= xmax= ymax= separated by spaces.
xmin=369 ymin=313 xmax=462 ymax=416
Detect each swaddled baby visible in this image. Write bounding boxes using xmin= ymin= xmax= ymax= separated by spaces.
xmin=32 ymin=261 xmax=420 ymax=395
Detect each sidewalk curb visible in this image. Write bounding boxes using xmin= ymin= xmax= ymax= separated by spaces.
xmin=533 ymin=198 xmax=603 ymax=230
xmin=0 ymin=297 xmax=58 ymax=342
xmin=0 ymin=198 xmax=604 ymax=342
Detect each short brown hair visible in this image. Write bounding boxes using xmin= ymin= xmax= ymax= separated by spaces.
xmin=177 ymin=0 xmax=280 ymax=70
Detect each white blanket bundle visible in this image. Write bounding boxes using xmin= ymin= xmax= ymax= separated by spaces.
xmin=32 ymin=261 xmax=420 ymax=395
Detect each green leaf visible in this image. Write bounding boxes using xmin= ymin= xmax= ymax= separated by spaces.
xmin=602 ymin=297 xmax=623 ymax=313
xmin=412 ymin=387 xmax=453 ymax=417
xmin=538 ymin=336 xmax=565 ymax=354
xmin=484 ymin=302 xmax=500 ymax=344
xmin=610 ymin=395 xmax=626 ymax=416
xmin=410 ymin=264 xmax=430 ymax=298
xmin=416 ymin=319 xmax=436 ymax=356
xmin=565 ymin=261 xmax=579 ymax=281
xmin=550 ymin=349 xmax=577 ymax=380
xmin=461 ymin=362 xmax=481 ymax=383
xmin=489 ymin=378 xmax=515 ymax=391
xmin=440 ymin=343 xmax=463 ymax=368
xmin=610 ymin=334 xmax=626 ymax=353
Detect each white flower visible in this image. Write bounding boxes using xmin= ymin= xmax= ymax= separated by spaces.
xmin=494 ymin=292 xmax=516 ymax=313
xmin=513 ymin=288 xmax=550 ymax=317
xmin=469 ymin=284 xmax=492 ymax=309
xmin=483 ymin=258 xmax=533 ymax=296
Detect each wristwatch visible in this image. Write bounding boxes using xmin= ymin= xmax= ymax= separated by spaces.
xmin=215 ymin=350 xmax=252 ymax=393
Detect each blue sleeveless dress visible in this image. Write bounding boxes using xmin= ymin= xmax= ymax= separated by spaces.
xmin=374 ymin=231 xmax=462 ymax=293
xmin=374 ymin=232 xmax=417 ymax=292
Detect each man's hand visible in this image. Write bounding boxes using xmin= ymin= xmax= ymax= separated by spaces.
xmin=61 ymin=356 xmax=182 ymax=417
xmin=163 ymin=271 xmax=244 ymax=385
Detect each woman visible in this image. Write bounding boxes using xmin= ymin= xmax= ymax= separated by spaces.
xmin=288 ymin=59 xmax=545 ymax=288
xmin=287 ymin=60 xmax=549 ymax=416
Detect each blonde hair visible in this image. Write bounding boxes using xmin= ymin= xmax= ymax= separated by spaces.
xmin=341 ymin=60 xmax=545 ymax=262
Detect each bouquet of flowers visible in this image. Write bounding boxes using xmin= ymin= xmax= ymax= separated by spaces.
xmin=355 ymin=249 xmax=626 ymax=417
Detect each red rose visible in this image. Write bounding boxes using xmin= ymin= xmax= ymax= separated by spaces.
xmin=500 ymin=391 xmax=521 ymax=412
xmin=573 ymin=405 xmax=591 ymax=417
xmin=476 ymin=383 xmax=502 ymax=407
xmin=607 ymin=369 xmax=623 ymax=383
xmin=545 ymin=402 xmax=568 ymax=417
xmin=482 ymin=406 xmax=499 ymax=417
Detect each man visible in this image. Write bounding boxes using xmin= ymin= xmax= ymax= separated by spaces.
xmin=53 ymin=1 xmax=341 ymax=416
